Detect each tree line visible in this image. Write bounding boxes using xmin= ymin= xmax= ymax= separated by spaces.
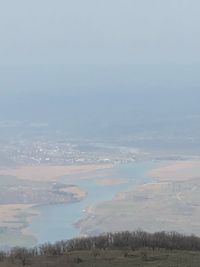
xmin=1 ymin=230 xmax=200 ymax=265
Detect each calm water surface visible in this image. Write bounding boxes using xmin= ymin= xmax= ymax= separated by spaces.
xmin=27 ymin=161 xmax=158 ymax=244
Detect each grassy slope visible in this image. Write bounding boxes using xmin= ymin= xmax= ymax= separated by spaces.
xmin=78 ymin=179 xmax=200 ymax=236
xmin=1 ymin=249 xmax=200 ymax=267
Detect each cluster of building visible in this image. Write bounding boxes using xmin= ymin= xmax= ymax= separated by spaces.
xmin=0 ymin=138 xmax=138 ymax=167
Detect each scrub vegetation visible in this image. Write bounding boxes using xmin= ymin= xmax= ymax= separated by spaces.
xmin=0 ymin=230 xmax=200 ymax=266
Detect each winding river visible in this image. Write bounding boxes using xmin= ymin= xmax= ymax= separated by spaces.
xmin=27 ymin=161 xmax=158 ymax=245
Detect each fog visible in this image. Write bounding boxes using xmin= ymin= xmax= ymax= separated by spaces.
xmin=1 ymin=1 xmax=200 ymax=70
xmin=0 ymin=0 xmax=200 ymax=67
xmin=0 ymin=0 xmax=200 ymax=144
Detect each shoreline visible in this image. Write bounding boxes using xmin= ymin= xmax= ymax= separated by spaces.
xmin=20 ymin=206 xmax=41 ymax=243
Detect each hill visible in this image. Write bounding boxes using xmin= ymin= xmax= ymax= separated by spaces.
xmin=0 ymin=231 xmax=200 ymax=266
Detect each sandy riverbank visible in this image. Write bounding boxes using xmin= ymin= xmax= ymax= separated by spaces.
xmin=0 ymin=204 xmax=35 ymax=228
xmin=0 ymin=164 xmax=113 ymax=182
xmin=149 ymin=160 xmax=200 ymax=182
xmin=95 ymin=178 xmax=129 ymax=186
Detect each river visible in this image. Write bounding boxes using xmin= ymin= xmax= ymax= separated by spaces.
xmin=27 ymin=161 xmax=158 ymax=245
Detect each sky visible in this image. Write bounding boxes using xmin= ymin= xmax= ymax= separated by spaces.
xmin=0 ymin=0 xmax=200 ymax=130
xmin=0 ymin=0 xmax=200 ymax=92
xmin=0 ymin=0 xmax=200 ymax=67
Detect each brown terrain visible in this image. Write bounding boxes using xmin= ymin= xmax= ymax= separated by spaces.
xmin=0 ymin=164 xmax=113 ymax=182
xmin=149 ymin=160 xmax=200 ymax=182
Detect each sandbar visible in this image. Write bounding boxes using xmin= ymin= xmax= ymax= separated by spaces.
xmin=95 ymin=178 xmax=129 ymax=186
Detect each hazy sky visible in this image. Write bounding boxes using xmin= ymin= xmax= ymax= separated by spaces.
xmin=0 ymin=1 xmax=200 ymax=138
xmin=1 ymin=0 xmax=200 ymax=65
xmin=0 ymin=0 xmax=200 ymax=95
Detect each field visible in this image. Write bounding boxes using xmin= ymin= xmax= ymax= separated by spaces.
xmin=1 ymin=249 xmax=200 ymax=267
xmin=149 ymin=160 xmax=200 ymax=182
xmin=0 ymin=164 xmax=113 ymax=182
